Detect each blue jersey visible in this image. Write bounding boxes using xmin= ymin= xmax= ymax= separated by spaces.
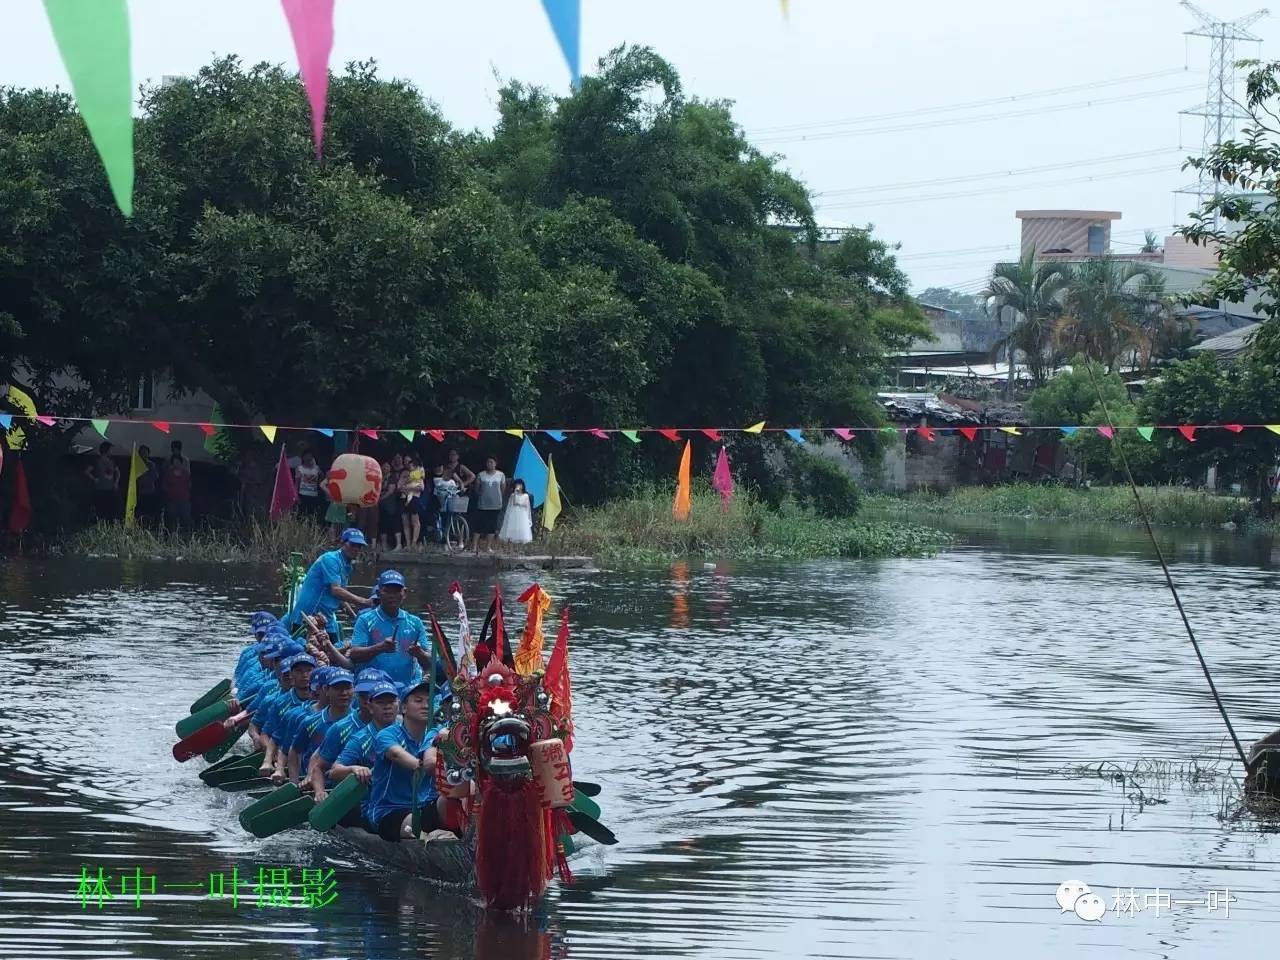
xmin=264 ymin=690 xmax=301 ymax=741
xmin=350 ymin=608 xmax=426 ymax=686
xmin=288 ymin=549 xmax=353 ymax=632
xmin=317 ymin=713 xmax=367 ymax=767
xmin=292 ymin=706 xmax=346 ymax=773
xmin=234 ymin=645 xmax=260 ymax=687
xmin=337 ymin=721 xmax=386 ymax=770
xmin=251 ymin=684 xmax=286 ymax=727
xmin=277 ymin=697 xmax=317 ymax=747
xmin=364 ymin=724 xmax=441 ymax=825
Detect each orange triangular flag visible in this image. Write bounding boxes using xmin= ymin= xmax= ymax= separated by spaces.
xmin=673 ymin=440 xmax=692 ymax=522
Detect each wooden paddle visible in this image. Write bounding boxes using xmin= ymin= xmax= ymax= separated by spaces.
xmin=239 ymin=783 xmax=301 ymax=832
xmin=248 ymin=795 xmax=315 ymax=838
xmin=203 ymin=724 xmax=247 ymax=763
xmin=566 ymin=809 xmax=617 ymax=846
xmin=218 ymin=776 xmax=274 ymax=793
xmin=573 ymin=780 xmax=602 ymax=797
xmin=200 ymin=750 xmax=266 ymax=784
xmin=173 ymin=722 xmax=228 ymax=762
xmin=176 ymin=700 xmax=232 ymax=739
xmin=308 ymin=775 xmax=368 ymax=831
xmin=569 ymin=790 xmax=602 ymax=821
xmin=189 ymin=678 xmax=231 ymax=714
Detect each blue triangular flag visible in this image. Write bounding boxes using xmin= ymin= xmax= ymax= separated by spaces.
xmin=1059 ymin=426 xmax=1078 ymax=436
xmin=513 ymin=436 xmax=550 ymax=509
xmin=313 ymin=427 xmax=334 ymax=438
xmin=540 ymin=0 xmax=580 ymax=85
xmin=785 ymin=428 xmax=806 ymax=444
xmin=0 ymin=414 xmax=11 ymax=430
xmin=545 ymin=430 xmax=567 ymax=443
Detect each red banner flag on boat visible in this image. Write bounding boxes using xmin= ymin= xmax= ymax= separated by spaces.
xmin=712 ymin=446 xmax=733 ymax=512
xmin=916 ymin=425 xmax=936 ymax=442
xmin=269 ymin=446 xmax=299 ymax=521
xmin=1177 ymin=425 xmax=1197 ymax=442
xmin=958 ymin=426 xmax=977 ymax=442
xmin=833 ymin=428 xmax=853 ymax=441
xmin=542 ymin=607 xmax=574 ymax=753
xmin=8 ymin=457 xmax=32 ymax=533
xmin=425 ymin=605 xmax=458 ymax=680
xmin=673 ymin=440 xmax=692 ymax=521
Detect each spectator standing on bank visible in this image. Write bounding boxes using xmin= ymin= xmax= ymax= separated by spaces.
xmin=164 ymin=441 xmax=193 ymax=531
xmin=135 ymin=444 xmax=162 ymax=524
xmin=470 ymin=456 xmax=506 ymax=555
xmin=295 ymin=450 xmax=326 ymax=522
xmin=84 ymin=442 xmax=119 ymax=522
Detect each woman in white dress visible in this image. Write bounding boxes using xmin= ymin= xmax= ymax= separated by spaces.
xmin=498 ymin=479 xmax=534 ymax=547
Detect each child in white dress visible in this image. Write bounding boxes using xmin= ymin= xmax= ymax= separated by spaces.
xmin=498 ymin=479 xmax=534 ymax=545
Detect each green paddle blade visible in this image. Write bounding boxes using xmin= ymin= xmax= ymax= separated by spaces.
xmin=248 ymin=795 xmax=315 ymax=838
xmin=573 ymin=780 xmax=601 ymax=797
xmin=201 ymin=752 xmax=266 ymax=785
xmin=218 ymin=776 xmax=274 ymax=793
xmin=176 ymin=700 xmax=232 ymax=739
xmin=566 ymin=809 xmax=617 ymax=846
xmin=309 ymin=776 xmax=368 ymax=832
xmin=569 ymin=791 xmax=601 ymax=821
xmin=239 ymin=783 xmax=301 ymax=831
xmin=189 ymin=679 xmax=231 ymax=714
xmin=203 ymin=725 xmax=247 ymax=763
xmin=201 ymin=750 xmax=254 ymax=780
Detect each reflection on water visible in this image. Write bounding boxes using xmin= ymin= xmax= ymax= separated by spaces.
xmin=2 ymin=518 xmax=1280 ymax=958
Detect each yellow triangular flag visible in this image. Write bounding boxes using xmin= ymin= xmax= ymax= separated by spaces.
xmin=744 ymin=421 xmax=766 ymax=435
xmin=505 ymin=428 xmax=524 ymax=438
xmin=999 ymin=426 xmax=1022 ymax=436
xmin=124 ymin=443 xmax=146 ymax=528
xmin=673 ymin=440 xmax=692 ymax=521
xmin=259 ymin=424 xmax=277 ymax=443
xmin=543 ymin=455 xmax=562 ymax=531
xmin=1267 ymin=425 xmax=1280 ymax=435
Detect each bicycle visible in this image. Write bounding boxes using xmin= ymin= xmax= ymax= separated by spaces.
xmin=443 ymin=496 xmax=470 ymax=551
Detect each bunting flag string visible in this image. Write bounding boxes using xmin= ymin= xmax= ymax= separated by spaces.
xmin=6 ymin=413 xmax=1280 ymax=442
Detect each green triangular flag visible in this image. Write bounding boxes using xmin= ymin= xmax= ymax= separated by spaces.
xmin=91 ymin=418 xmax=110 ymax=439
xmin=620 ymin=430 xmax=641 ymax=444
xmin=42 ymin=0 xmax=134 ymax=217
xmin=398 ymin=429 xmax=415 ymax=443
xmin=1137 ymin=426 xmax=1155 ymax=442
xmin=880 ymin=426 xmax=898 ymax=435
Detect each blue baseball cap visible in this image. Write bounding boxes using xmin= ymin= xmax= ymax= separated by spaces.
xmin=309 ymin=666 xmax=333 ymax=691
xmin=355 ymin=668 xmax=392 ymax=694
xmin=341 ymin=528 xmax=368 ymax=546
xmin=399 ymin=678 xmax=432 ymax=700
xmin=328 ymin=669 xmax=355 ymax=687
xmin=251 ymin=610 xmax=277 ymax=628
xmin=377 ymin=570 xmax=406 ymax=589
xmin=368 ymin=681 xmax=400 ymax=700
xmin=277 ymin=641 xmax=305 ymax=659
xmin=289 ymin=654 xmax=318 ymax=670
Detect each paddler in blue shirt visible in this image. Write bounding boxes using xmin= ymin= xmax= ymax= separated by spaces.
xmin=329 ymin=681 xmax=403 ymax=828
xmin=260 ymin=653 xmax=316 ymax=782
xmin=347 ymin=570 xmax=434 ymax=687
xmin=287 ymin=528 xmax=374 ymax=644
xmin=288 ymin=668 xmax=354 ymax=784
xmin=305 ymin=668 xmax=386 ymax=803
xmin=363 ymin=679 xmax=446 ymax=841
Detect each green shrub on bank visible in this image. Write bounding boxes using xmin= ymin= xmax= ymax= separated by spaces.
xmin=866 ymin=483 xmax=1251 ymax=527
xmin=787 ymin=449 xmax=861 ymax=518
xmin=65 ymin=514 xmax=330 ymax=562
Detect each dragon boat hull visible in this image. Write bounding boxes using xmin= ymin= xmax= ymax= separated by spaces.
xmin=329 ymin=825 xmax=476 ymax=886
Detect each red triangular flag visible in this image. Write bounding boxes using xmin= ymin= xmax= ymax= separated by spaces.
xmin=589 ymin=428 xmax=610 ymax=440
xmin=8 ymin=456 xmax=32 ymax=533
xmin=198 ymin=423 xmax=216 ymax=437
xmin=658 ymin=429 xmax=680 ymax=442
xmin=1223 ymin=423 xmax=1244 ymax=433
xmin=1177 ymin=425 xmax=1197 ymax=442
xmin=358 ymin=428 xmax=378 ymax=440
xmin=701 ymin=428 xmax=722 ymax=442
xmin=1097 ymin=425 xmax=1114 ymax=439
xmin=151 ymin=420 xmax=170 ymax=434
xmin=492 ymin=585 xmax=506 ymax=665
xmin=463 ymin=429 xmax=481 ymax=440
xmin=542 ymin=607 xmax=574 ymax=753
xmin=833 ymin=428 xmax=853 ymax=441
xmin=916 ymin=425 xmax=936 ymax=442
xmin=269 ymin=446 xmax=299 ymax=521
xmin=958 ymin=426 xmax=978 ymax=442
xmin=426 ymin=429 xmax=445 ymax=442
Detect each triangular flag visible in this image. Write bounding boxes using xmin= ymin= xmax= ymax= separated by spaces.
xmin=539 ymin=0 xmax=581 ymax=84
xmin=658 ymin=429 xmax=681 ymax=442
xmin=542 ymin=608 xmax=574 ymax=752
xmin=620 ymin=430 xmax=641 ymax=443
xmin=270 ymin=445 xmax=299 ymax=521
xmin=833 ymin=428 xmax=853 ymax=441
xmin=999 ymin=426 xmax=1021 ymax=436
xmin=879 ymin=426 xmax=898 ymax=435
xmin=673 ymin=440 xmax=692 ymax=522
xmin=0 ymin=414 xmax=11 ymax=430
xmin=743 ymin=421 xmax=766 ymax=434
xmin=1137 ymin=427 xmax=1155 ymax=442
xmin=397 ymin=428 xmax=414 ymax=443
xmin=958 ymin=426 xmax=977 ymax=442
xmin=543 ymin=455 xmax=562 ymax=531
xmin=8 ymin=456 xmax=32 ymax=533
xmin=260 ymin=425 xmax=278 ymax=443
xmin=1223 ymin=423 xmax=1245 ymax=433
xmin=1266 ymin=425 xmax=1280 ymax=436
xmin=545 ymin=430 xmax=567 ymax=443
xmin=426 ymin=429 xmax=445 ymax=443
xmin=514 ymin=436 xmax=550 ymax=509
xmin=785 ymin=428 xmax=806 ymax=444
xmin=462 ymin=429 xmax=481 ymax=440
xmin=505 ymin=428 xmax=524 ymax=438
xmin=91 ymin=419 xmax=110 ymax=439
xmin=1097 ymin=426 xmax=1114 ymax=440
xmin=712 ymin=447 xmax=733 ymax=512
xmin=36 ymin=415 xmax=57 ymax=427
xmin=359 ymin=428 xmax=378 ymax=440
xmin=701 ymin=429 xmax=722 ymax=442
xmin=198 ymin=423 xmax=216 ymax=437
xmin=1178 ymin=425 xmax=1197 ymax=442
xmin=1059 ymin=426 xmax=1078 ymax=437
xmin=514 ymin=584 xmax=553 ymax=677
xmin=313 ymin=427 xmax=334 ymax=438
xmin=589 ymin=428 xmax=610 ymax=440
xmin=42 ymin=0 xmax=133 ymax=216
xmin=280 ymin=0 xmax=336 ymax=156
xmin=915 ymin=426 xmax=935 ymax=442
xmin=151 ymin=421 xmax=170 ymax=434
xmin=124 ymin=443 xmax=145 ymax=528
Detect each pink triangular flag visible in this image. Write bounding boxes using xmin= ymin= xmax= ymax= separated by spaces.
xmin=35 ymin=415 xmax=57 ymax=427
xmin=711 ymin=447 xmax=734 ymax=512
xmin=269 ymin=445 xmax=299 ymax=521
xmin=832 ymin=428 xmax=853 ymax=441
xmin=1097 ymin=425 xmax=1114 ymax=439
xmin=358 ymin=428 xmax=378 ymax=440
xmin=1177 ymin=425 xmax=1197 ymax=442
xmin=958 ymin=426 xmax=978 ymax=442
xmin=280 ymin=0 xmax=336 ymax=157
xmin=589 ymin=428 xmax=610 ymax=440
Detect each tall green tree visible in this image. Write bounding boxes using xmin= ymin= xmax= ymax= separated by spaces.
xmin=1055 ymin=259 xmax=1166 ymax=371
xmin=980 ymin=249 xmax=1068 ymax=390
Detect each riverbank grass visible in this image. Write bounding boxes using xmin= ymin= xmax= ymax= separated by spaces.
xmin=545 ymin=489 xmax=951 ymax=564
xmin=867 ymin=484 xmax=1255 ymax=528
xmin=65 ymin=514 xmax=329 ymax=562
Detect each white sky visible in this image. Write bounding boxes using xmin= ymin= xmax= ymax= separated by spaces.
xmin=3 ymin=0 xmax=1276 ymax=295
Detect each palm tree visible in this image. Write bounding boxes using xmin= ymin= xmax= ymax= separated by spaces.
xmin=980 ymin=249 xmax=1068 ymax=393
xmin=1055 ymin=259 xmax=1163 ymax=371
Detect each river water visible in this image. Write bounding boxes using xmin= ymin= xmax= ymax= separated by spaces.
xmin=2 ymin=520 xmax=1280 ymax=959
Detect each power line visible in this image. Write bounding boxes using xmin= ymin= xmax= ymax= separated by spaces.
xmin=748 ymin=67 xmax=1193 ymax=135
xmin=755 ymin=85 xmax=1200 ymax=144
xmin=896 ymin=228 xmax=1156 ymax=261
